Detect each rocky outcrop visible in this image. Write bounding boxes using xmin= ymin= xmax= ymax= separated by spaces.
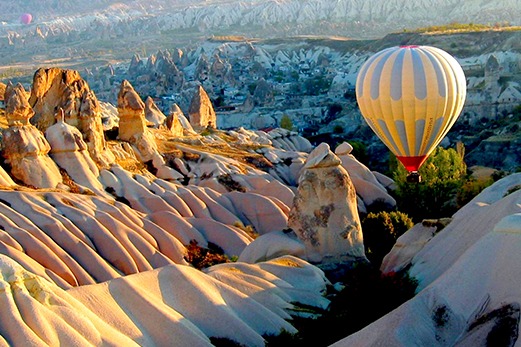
xmin=28 ymin=67 xmax=114 ymax=167
xmin=117 ymin=80 xmax=148 ymax=142
xmin=117 ymin=80 xmax=182 ymax=181
xmin=144 ymin=96 xmax=166 ymax=128
xmin=188 ymin=85 xmax=216 ymax=130
xmin=333 ymin=174 xmax=521 ymax=347
xmin=2 ymin=90 xmax=62 ymax=188
xmin=194 ymin=53 xmax=210 ymax=82
xmin=165 ymin=111 xmax=184 ymax=137
xmin=288 ymin=143 xmax=366 ymax=266
xmin=45 ymin=109 xmax=108 ymax=197
xmin=335 ymin=142 xmax=396 ymax=211
xmin=4 ymin=82 xmax=33 ymax=125
xmin=169 ymin=103 xmax=194 ymax=134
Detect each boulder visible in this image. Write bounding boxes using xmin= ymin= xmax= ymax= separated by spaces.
xmin=288 ymin=143 xmax=366 ymax=265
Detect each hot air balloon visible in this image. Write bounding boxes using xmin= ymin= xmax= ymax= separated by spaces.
xmin=20 ymin=13 xmax=33 ymax=25
xmin=355 ymin=45 xmax=466 ymax=182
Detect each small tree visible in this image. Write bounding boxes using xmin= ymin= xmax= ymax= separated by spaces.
xmin=280 ymin=114 xmax=294 ymax=131
xmin=393 ymin=146 xmax=467 ymax=221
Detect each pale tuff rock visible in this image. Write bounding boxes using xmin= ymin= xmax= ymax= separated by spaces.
xmin=239 ymin=230 xmax=306 ymax=263
xmin=268 ymin=128 xmax=313 ymax=153
xmin=169 ymin=103 xmax=194 ymax=134
xmin=0 ymin=233 xmax=329 ymax=346
xmin=409 ymin=173 xmax=521 ymax=291
xmin=223 ymin=191 xmax=288 ymax=235
xmin=188 ymin=85 xmax=216 ymax=129
xmin=2 ymin=126 xmax=63 ymax=189
xmin=117 ymin=80 xmax=181 ymax=180
xmin=0 ymin=255 xmax=138 ymax=346
xmin=194 ymin=53 xmax=210 ymax=82
xmin=99 ymin=100 xmax=119 ymax=130
xmin=335 ymin=142 xmax=396 ymax=210
xmin=334 ymin=209 xmax=521 ymax=347
xmin=2 ymin=88 xmax=62 ymax=189
xmin=117 ymin=80 xmax=148 ymax=142
xmin=165 ymin=104 xmax=185 ymax=137
xmin=380 ymin=222 xmax=438 ymax=274
xmin=28 ymin=68 xmax=114 ymax=167
xmin=128 ymin=53 xmax=144 ymax=75
xmin=288 ymin=143 xmax=366 ymax=264
xmin=144 ymin=96 xmax=166 ymax=128
xmin=45 ymin=109 xmax=108 ymax=197
xmin=4 ymin=82 xmax=33 ymax=125
xmin=0 ymin=165 xmax=15 ymax=187
xmin=334 ymin=175 xmax=521 ymax=346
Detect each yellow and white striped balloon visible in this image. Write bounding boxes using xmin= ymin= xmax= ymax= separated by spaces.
xmin=356 ymin=45 xmax=466 ymax=172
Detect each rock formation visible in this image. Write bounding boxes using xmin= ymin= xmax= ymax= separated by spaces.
xmin=334 ymin=174 xmax=521 ymax=347
xmin=117 ymin=80 xmax=182 ymax=181
xmin=2 ymin=84 xmax=63 ymax=188
xmin=169 ymin=103 xmax=195 ymax=135
xmin=117 ymin=80 xmax=148 ymax=142
xmin=4 ymin=82 xmax=33 ymax=125
xmin=188 ymin=85 xmax=216 ymax=130
xmin=144 ymin=96 xmax=166 ymax=128
xmin=165 ymin=110 xmax=184 ymax=137
xmin=28 ymin=67 xmax=114 ymax=167
xmin=45 ymin=109 xmax=108 ymax=197
xmin=0 ymin=253 xmax=328 ymax=347
xmin=335 ymin=142 xmax=396 ymax=211
xmin=194 ymin=53 xmax=210 ymax=82
xmin=288 ymin=143 xmax=366 ymax=266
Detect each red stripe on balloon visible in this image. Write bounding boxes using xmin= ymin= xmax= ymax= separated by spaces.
xmin=396 ymin=155 xmax=428 ymax=172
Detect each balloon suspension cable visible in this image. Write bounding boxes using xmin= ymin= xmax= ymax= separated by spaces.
xmin=406 ymin=171 xmax=422 ymax=183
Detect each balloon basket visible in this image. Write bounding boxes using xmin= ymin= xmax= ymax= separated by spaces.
xmin=406 ymin=171 xmax=422 ymax=183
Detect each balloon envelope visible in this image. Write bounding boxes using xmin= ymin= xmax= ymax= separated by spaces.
xmin=20 ymin=13 xmax=32 ymax=25
xmin=355 ymin=45 xmax=466 ymax=172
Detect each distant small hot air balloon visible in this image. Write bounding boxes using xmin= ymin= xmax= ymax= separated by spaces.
xmin=20 ymin=13 xmax=33 ymax=25
xmin=355 ymin=45 xmax=466 ymax=182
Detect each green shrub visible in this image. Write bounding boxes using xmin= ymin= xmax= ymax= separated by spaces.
xmin=456 ymin=178 xmax=493 ymax=207
xmin=361 ymin=211 xmax=414 ymax=266
xmin=280 ymin=114 xmax=294 ymax=131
